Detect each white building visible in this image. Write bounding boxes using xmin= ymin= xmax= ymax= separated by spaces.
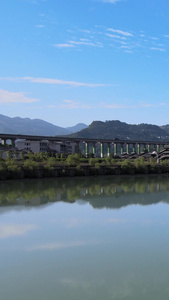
xmin=16 ymin=139 xmax=79 ymax=154
xmin=16 ymin=140 xmax=48 ymax=153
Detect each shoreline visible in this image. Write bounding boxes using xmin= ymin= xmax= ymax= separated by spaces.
xmin=0 ymin=164 xmax=168 ymax=181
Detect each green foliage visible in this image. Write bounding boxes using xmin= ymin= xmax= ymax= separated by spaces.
xmin=46 ymin=157 xmax=57 ymax=166
xmin=149 ymin=157 xmax=156 ymax=167
xmin=161 ymin=159 xmax=168 ymax=167
xmin=135 ymin=157 xmax=145 ymax=168
xmin=89 ymin=158 xmax=96 ymax=166
xmin=66 ymin=154 xmax=81 ymax=166
xmin=23 ymin=159 xmax=38 ymax=170
xmin=121 ymin=159 xmax=134 ymax=174
xmin=121 ymin=159 xmax=132 ymax=169
xmin=105 ymin=156 xmax=112 ymax=165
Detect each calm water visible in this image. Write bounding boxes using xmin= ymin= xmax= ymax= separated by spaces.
xmin=1 ymin=176 xmax=169 ymax=300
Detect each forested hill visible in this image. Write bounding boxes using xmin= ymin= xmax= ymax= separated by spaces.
xmin=72 ymin=120 xmax=169 ymax=141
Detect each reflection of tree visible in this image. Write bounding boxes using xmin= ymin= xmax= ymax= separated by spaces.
xmin=135 ymin=182 xmax=147 ymax=194
xmin=1 ymin=176 xmax=169 ymax=208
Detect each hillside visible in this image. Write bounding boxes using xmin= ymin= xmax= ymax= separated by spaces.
xmin=72 ymin=120 xmax=169 ymax=141
xmin=0 ymin=114 xmax=87 ymax=136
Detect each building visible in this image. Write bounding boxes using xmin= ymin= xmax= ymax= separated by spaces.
xmin=16 ymin=139 xmax=79 ymax=154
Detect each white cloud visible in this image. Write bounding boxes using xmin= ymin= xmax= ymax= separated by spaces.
xmin=106 ymin=33 xmax=127 ymax=40
xmin=150 ymin=37 xmax=159 ymax=40
xmin=108 ymin=28 xmax=133 ymax=37
xmin=0 ymin=89 xmax=38 ymax=103
xmin=54 ymin=43 xmax=75 ymax=48
xmin=150 ymin=47 xmax=165 ymax=51
xmin=69 ymin=40 xmax=102 ymax=47
xmin=0 ymin=77 xmax=108 ymax=88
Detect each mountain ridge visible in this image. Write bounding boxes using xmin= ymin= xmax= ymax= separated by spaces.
xmin=71 ymin=120 xmax=169 ymax=141
xmin=1 ymin=114 xmax=169 ymax=141
xmin=0 ymin=114 xmax=88 ymax=136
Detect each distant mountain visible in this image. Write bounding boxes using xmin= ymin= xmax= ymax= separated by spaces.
xmin=160 ymin=125 xmax=169 ymax=135
xmin=72 ymin=120 xmax=169 ymax=141
xmin=1 ymin=114 xmax=169 ymax=141
xmin=66 ymin=123 xmax=88 ymax=133
xmin=0 ymin=114 xmax=87 ymax=136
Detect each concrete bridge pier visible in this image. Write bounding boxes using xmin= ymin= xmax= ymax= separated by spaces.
xmin=11 ymin=139 xmax=16 ymax=147
xmin=114 ymin=143 xmax=117 ymax=156
xmin=100 ymin=143 xmax=103 ymax=158
xmin=85 ymin=142 xmax=89 ymax=157
xmin=132 ymin=144 xmax=136 ymax=153
xmin=120 ymin=144 xmax=123 ymax=155
xmin=107 ymin=143 xmax=111 ymax=157
xmin=156 ymin=144 xmax=160 ymax=152
xmin=126 ymin=143 xmax=129 ymax=154
xmin=1 ymin=139 xmax=7 ymax=145
xmin=137 ymin=143 xmax=140 ymax=154
xmin=92 ymin=142 xmax=96 ymax=157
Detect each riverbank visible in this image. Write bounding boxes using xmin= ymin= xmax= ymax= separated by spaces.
xmin=0 ymin=158 xmax=168 ymax=180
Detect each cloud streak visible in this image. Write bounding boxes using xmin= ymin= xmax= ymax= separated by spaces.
xmin=54 ymin=25 xmax=169 ymax=56
xmin=54 ymin=43 xmax=75 ymax=48
xmin=108 ymin=28 xmax=133 ymax=37
xmin=0 ymin=77 xmax=109 ymax=88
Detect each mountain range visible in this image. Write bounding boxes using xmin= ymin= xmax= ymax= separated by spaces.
xmin=1 ymin=114 xmax=169 ymax=141
xmin=0 ymin=114 xmax=87 ymax=136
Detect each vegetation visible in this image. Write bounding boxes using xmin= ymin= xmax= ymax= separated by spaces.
xmin=72 ymin=120 xmax=169 ymax=141
xmin=0 ymin=151 xmax=168 ymax=180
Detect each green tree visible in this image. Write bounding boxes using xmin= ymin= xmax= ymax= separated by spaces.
xmin=66 ymin=154 xmax=81 ymax=166
xmin=135 ymin=157 xmax=146 ymax=173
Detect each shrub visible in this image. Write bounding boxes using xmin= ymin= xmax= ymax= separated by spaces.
xmin=121 ymin=159 xmax=133 ymax=174
xmin=66 ymin=154 xmax=81 ymax=166
xmin=135 ymin=157 xmax=147 ymax=173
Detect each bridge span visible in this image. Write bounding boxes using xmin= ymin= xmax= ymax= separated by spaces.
xmin=0 ymin=133 xmax=168 ymax=157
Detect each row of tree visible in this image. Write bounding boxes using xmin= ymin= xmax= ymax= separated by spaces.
xmin=0 ymin=152 xmax=168 ymax=180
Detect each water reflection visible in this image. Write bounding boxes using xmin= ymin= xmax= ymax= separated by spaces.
xmin=1 ymin=176 xmax=169 ymax=300
xmin=0 ymin=175 xmax=169 ymax=209
xmin=0 ymin=224 xmax=37 ymax=239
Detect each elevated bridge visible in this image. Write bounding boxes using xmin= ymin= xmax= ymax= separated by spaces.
xmin=0 ymin=133 xmax=169 ymax=157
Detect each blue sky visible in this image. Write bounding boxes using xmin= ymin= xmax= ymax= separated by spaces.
xmin=0 ymin=0 xmax=169 ymax=127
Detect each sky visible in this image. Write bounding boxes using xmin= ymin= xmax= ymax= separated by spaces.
xmin=0 ymin=0 xmax=169 ymax=128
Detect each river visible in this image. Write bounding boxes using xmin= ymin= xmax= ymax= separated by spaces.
xmin=0 ymin=175 xmax=169 ymax=300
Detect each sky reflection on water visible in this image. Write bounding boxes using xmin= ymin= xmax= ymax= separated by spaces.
xmin=0 ymin=176 xmax=169 ymax=300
